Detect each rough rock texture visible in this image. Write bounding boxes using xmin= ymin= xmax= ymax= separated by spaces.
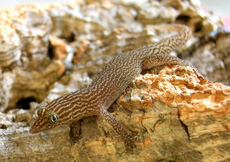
xmin=183 ymin=31 xmax=230 ymax=85
xmin=1 ymin=66 xmax=230 ymax=162
xmin=0 ymin=0 xmax=229 ymax=162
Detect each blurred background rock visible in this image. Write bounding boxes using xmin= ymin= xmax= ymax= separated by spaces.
xmin=0 ymin=0 xmax=229 ymax=29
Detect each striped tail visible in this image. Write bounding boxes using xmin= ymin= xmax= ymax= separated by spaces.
xmin=152 ymin=24 xmax=192 ymax=50
xmin=133 ymin=24 xmax=192 ymax=60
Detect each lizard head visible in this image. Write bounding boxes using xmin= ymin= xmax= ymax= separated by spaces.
xmin=29 ymin=106 xmax=63 ymax=134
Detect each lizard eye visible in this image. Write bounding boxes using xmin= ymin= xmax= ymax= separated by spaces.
xmin=48 ymin=113 xmax=59 ymax=124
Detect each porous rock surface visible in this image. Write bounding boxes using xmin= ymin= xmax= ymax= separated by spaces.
xmin=0 ymin=0 xmax=229 ymax=162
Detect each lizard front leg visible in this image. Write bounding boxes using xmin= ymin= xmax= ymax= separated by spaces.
xmin=100 ymin=109 xmax=139 ymax=148
xmin=70 ymin=121 xmax=81 ymax=143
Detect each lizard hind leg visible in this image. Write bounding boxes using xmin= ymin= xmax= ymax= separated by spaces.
xmin=141 ymin=54 xmax=190 ymax=70
xmin=100 ymin=109 xmax=140 ymax=149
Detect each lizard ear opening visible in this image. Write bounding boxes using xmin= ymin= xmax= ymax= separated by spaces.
xmin=37 ymin=108 xmax=46 ymax=116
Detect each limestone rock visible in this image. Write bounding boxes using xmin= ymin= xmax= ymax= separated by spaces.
xmin=183 ymin=31 xmax=230 ymax=86
xmin=1 ymin=66 xmax=230 ymax=162
xmin=0 ymin=0 xmax=229 ymax=162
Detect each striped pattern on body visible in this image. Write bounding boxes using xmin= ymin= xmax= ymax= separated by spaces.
xmin=30 ymin=24 xmax=192 ymax=147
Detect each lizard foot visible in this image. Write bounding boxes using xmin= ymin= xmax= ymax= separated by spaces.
xmin=125 ymin=133 xmax=142 ymax=149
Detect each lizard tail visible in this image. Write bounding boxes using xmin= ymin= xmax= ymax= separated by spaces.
xmin=133 ymin=24 xmax=192 ymax=60
xmin=152 ymin=24 xmax=192 ymax=45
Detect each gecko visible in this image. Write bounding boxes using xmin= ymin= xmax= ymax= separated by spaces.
xmin=30 ymin=24 xmax=192 ymax=148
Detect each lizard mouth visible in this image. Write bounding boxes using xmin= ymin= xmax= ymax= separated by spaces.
xmin=29 ymin=127 xmax=39 ymax=134
xmin=29 ymin=121 xmax=56 ymax=134
xmin=29 ymin=126 xmax=50 ymax=134
xmin=29 ymin=122 xmax=45 ymax=134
